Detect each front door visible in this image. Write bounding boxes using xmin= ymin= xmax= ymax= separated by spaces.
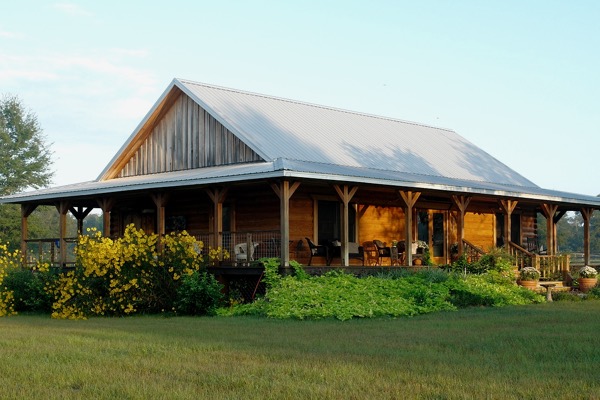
xmin=417 ymin=210 xmax=446 ymax=265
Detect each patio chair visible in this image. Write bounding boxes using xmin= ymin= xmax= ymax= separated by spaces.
xmin=373 ymin=239 xmax=391 ymax=265
xmin=305 ymin=238 xmax=330 ymax=266
xmin=362 ymin=241 xmax=379 ymax=266
xmin=234 ymin=242 xmax=258 ymax=265
xmin=526 ymin=237 xmax=547 ymax=255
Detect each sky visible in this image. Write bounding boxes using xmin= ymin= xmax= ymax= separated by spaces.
xmin=1 ymin=1 xmax=599 ymax=196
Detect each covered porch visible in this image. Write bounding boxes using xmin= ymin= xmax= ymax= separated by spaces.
xmin=16 ymin=177 xmax=595 ymax=283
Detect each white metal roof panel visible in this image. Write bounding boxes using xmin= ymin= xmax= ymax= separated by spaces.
xmin=4 ymin=159 xmax=600 ymax=208
xmin=177 ymin=79 xmax=536 ymax=188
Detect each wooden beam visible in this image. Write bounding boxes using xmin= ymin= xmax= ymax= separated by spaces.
xmin=271 ymin=181 xmax=301 ymax=267
xmin=55 ymin=201 xmax=70 ymax=267
xmin=69 ymin=206 xmax=94 ymax=235
xmin=540 ymin=204 xmax=559 ymax=256
xmin=499 ymin=199 xmax=518 ymax=246
xmin=97 ymin=197 xmax=115 ymax=237
xmin=400 ymin=190 xmax=421 ymax=266
xmin=151 ymin=193 xmax=170 ymax=249
xmin=206 ymin=188 xmax=228 ymax=249
xmin=452 ymin=195 xmax=471 ymax=256
xmin=20 ymin=204 xmax=37 ymax=265
xmin=582 ymin=208 xmax=593 ymax=265
xmin=334 ymin=185 xmax=358 ymax=266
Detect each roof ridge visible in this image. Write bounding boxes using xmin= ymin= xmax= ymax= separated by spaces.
xmin=176 ymin=78 xmax=455 ymax=133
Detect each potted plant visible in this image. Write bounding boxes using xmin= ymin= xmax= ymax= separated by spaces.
xmin=519 ymin=267 xmax=540 ymax=290
xmin=577 ymin=266 xmax=598 ymax=293
xmin=450 ymin=242 xmax=459 ymax=263
xmin=413 ymin=240 xmax=429 ymax=265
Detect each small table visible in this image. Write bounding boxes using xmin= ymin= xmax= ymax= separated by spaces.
xmin=539 ymin=283 xmax=556 ymax=302
xmin=390 ymin=246 xmax=400 ymax=266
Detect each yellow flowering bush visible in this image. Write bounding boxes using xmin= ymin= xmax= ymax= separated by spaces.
xmin=0 ymin=243 xmax=21 ymax=317
xmin=50 ymin=224 xmax=223 ymax=319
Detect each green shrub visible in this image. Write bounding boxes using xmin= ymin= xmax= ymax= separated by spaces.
xmin=446 ymin=274 xmax=543 ymax=308
xmin=174 ymin=271 xmax=223 ymax=315
xmin=553 ymin=291 xmax=583 ymax=302
xmin=3 ymin=268 xmax=55 ymax=313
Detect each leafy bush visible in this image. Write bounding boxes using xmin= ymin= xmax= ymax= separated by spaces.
xmin=552 ymin=291 xmax=583 ymax=302
xmin=0 ymin=243 xmax=22 ymax=316
xmin=175 ymin=271 xmax=223 ymax=315
xmin=446 ymin=274 xmax=544 ymax=308
xmin=221 ymin=259 xmax=544 ymax=320
xmin=3 ymin=268 xmax=55 ymax=313
xmin=48 ymin=225 xmax=223 ymax=319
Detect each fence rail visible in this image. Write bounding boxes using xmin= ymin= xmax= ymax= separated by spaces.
xmin=508 ymin=241 xmax=570 ymax=280
xmin=24 ymin=231 xmax=284 ymax=268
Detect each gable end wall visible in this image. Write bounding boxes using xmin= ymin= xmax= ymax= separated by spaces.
xmin=119 ymin=93 xmax=262 ymax=177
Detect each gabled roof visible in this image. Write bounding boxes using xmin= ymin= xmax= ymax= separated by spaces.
xmin=3 ymin=78 xmax=600 ymax=209
xmin=100 ymin=78 xmax=536 ymax=187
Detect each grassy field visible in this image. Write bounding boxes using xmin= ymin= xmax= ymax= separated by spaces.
xmin=1 ymin=302 xmax=600 ymax=399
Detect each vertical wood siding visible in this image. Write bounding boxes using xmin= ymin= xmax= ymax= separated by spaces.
xmin=119 ymin=94 xmax=262 ymax=177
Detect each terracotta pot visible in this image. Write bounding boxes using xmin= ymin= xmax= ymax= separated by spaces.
xmin=519 ymin=280 xmax=538 ymax=290
xmin=413 ymin=258 xmax=422 ymax=266
xmin=578 ymin=278 xmax=598 ymax=293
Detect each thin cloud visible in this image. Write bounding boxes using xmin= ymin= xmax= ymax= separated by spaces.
xmin=0 ymin=27 xmax=23 ymax=39
xmin=53 ymin=2 xmax=93 ymax=17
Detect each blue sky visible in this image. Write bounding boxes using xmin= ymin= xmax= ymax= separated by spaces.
xmin=1 ymin=1 xmax=599 ymax=195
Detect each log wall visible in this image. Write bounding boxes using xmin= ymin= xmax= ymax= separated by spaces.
xmin=358 ymin=205 xmax=405 ymax=245
xmin=464 ymin=212 xmax=495 ymax=250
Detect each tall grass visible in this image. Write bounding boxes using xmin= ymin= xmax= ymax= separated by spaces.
xmin=1 ymin=302 xmax=599 ymax=399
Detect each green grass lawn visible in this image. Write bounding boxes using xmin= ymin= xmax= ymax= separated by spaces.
xmin=1 ymin=302 xmax=599 ymax=399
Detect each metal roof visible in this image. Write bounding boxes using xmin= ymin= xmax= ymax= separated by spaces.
xmin=3 ymin=78 xmax=599 ymax=208
xmin=175 ymin=79 xmax=536 ymax=187
xmin=4 ymin=158 xmax=600 ymax=208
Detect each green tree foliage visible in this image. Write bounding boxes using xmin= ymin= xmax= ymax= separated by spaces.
xmin=0 ymin=95 xmax=53 ymax=195
xmin=0 ymin=95 xmax=54 ymax=248
xmin=538 ymin=210 xmax=600 ymax=255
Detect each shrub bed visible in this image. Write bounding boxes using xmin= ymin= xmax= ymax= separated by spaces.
xmin=220 ymin=257 xmax=546 ymax=320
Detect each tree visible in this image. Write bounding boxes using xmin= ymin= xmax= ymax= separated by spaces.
xmin=0 ymin=95 xmax=53 ymax=195
xmin=0 ymin=95 xmax=54 ymax=248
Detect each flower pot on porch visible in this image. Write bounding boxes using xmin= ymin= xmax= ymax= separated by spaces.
xmin=413 ymin=258 xmax=422 ymax=266
xmin=577 ymin=278 xmax=598 ymax=293
xmin=519 ymin=280 xmax=538 ymax=290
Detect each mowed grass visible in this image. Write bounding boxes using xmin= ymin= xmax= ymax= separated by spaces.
xmin=1 ymin=302 xmax=600 ymax=400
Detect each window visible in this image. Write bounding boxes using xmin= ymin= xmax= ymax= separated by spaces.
xmin=317 ymin=200 xmax=356 ymax=245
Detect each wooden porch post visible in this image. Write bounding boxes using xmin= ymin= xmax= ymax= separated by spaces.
xmin=553 ymin=210 xmax=566 ymax=255
xmin=69 ymin=206 xmax=93 ymax=235
xmin=400 ymin=190 xmax=421 ymax=266
xmin=20 ymin=204 xmax=37 ymax=265
xmin=540 ymin=204 xmax=558 ymax=256
xmin=499 ymin=200 xmax=518 ymax=247
xmin=206 ymin=188 xmax=227 ymax=250
xmin=334 ymin=185 xmax=359 ymax=266
xmin=452 ymin=195 xmax=471 ymax=256
xmin=55 ymin=201 xmax=70 ymax=267
xmin=152 ymin=193 xmax=169 ymax=249
xmin=97 ymin=197 xmax=115 ymax=237
xmin=271 ymin=181 xmax=301 ymax=267
xmin=581 ymin=208 xmax=593 ymax=265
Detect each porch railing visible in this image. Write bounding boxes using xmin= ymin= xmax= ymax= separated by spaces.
xmin=462 ymin=239 xmax=485 ymax=262
xmin=194 ymin=230 xmax=282 ymax=266
xmin=508 ymin=241 xmax=570 ymax=280
xmin=23 ymin=230 xmax=283 ymax=269
xmin=23 ymin=238 xmax=78 ymax=268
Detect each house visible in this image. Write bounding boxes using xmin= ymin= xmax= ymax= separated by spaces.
xmin=2 ymin=78 xmax=599 ymax=276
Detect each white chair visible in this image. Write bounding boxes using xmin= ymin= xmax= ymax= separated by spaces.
xmin=234 ymin=242 xmax=258 ymax=264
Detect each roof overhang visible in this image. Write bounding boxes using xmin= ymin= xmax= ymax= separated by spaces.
xmin=3 ymin=159 xmax=600 ymax=209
